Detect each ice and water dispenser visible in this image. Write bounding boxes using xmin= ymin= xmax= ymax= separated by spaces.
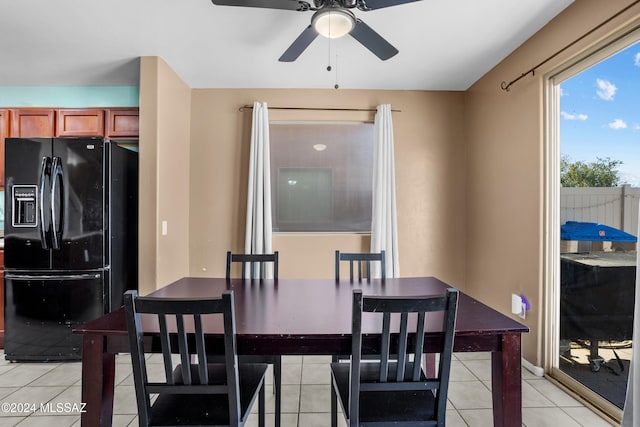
xmin=12 ymin=185 xmax=38 ymax=227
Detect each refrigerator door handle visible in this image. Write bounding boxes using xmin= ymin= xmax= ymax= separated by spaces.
xmin=50 ymin=156 xmax=64 ymax=250
xmin=39 ymin=156 xmax=51 ymax=250
xmin=5 ymin=273 xmax=102 ymax=281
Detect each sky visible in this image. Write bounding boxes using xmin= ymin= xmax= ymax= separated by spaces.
xmin=560 ymin=40 xmax=640 ymax=186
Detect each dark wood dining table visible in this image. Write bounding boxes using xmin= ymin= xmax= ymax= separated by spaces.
xmin=75 ymin=276 xmax=529 ymax=427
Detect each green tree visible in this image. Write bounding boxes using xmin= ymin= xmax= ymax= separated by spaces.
xmin=560 ymin=156 xmax=622 ymax=187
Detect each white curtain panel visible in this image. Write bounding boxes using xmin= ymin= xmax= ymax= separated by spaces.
xmin=622 ymin=200 xmax=640 ymax=425
xmin=244 ymin=101 xmax=274 ymax=278
xmin=370 ymin=104 xmax=400 ymax=278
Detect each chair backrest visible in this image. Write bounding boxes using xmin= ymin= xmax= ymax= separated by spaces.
xmin=335 ymin=250 xmax=386 ymax=281
xmin=349 ymin=288 xmax=459 ymax=426
xmin=226 ymin=251 xmax=279 ymax=280
xmin=124 ymin=289 xmax=243 ymax=426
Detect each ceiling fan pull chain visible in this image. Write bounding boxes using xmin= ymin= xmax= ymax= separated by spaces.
xmin=334 ymin=52 xmax=339 ymax=89
xmin=325 ymin=33 xmax=339 ymax=89
xmin=327 ymin=28 xmax=332 ymax=72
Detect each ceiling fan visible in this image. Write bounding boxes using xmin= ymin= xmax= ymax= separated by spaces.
xmin=210 ymin=0 xmax=420 ymax=62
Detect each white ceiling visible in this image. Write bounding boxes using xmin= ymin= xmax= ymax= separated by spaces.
xmin=0 ymin=0 xmax=574 ymax=90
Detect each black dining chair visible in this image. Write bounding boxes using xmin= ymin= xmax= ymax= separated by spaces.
xmin=123 ymin=289 xmax=268 ymax=427
xmin=225 ymin=251 xmax=282 ymax=427
xmin=334 ymin=250 xmax=387 ymax=364
xmin=335 ymin=250 xmax=386 ymax=282
xmin=226 ymin=251 xmax=279 ymax=280
xmin=330 ymin=288 xmax=459 ymax=427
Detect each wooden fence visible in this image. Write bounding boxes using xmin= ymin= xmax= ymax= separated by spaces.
xmin=560 ymin=185 xmax=640 ymax=235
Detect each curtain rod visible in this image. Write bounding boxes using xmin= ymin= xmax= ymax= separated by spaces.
xmin=238 ymin=105 xmax=401 ymax=113
xmin=500 ymin=0 xmax=640 ymax=92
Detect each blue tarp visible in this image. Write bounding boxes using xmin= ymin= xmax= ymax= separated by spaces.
xmin=561 ymin=221 xmax=638 ymax=242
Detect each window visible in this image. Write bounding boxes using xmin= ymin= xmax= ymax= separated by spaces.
xmin=270 ymin=122 xmax=374 ymax=232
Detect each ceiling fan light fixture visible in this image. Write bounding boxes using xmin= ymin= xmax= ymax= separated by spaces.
xmin=312 ymin=9 xmax=355 ymax=39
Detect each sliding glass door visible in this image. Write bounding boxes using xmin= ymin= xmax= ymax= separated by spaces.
xmin=547 ymin=31 xmax=640 ymax=421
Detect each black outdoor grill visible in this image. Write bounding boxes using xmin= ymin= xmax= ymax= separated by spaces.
xmin=560 ymin=221 xmax=637 ymax=372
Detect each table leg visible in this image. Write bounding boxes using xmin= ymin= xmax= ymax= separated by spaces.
xmin=274 ymin=358 xmax=281 ymax=427
xmin=80 ymin=334 xmax=116 ymax=427
xmin=331 ymin=355 xmax=338 ymax=427
xmin=491 ymin=333 xmax=522 ymax=427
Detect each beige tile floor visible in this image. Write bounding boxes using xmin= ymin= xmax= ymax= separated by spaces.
xmin=0 ymin=351 xmax=615 ymax=426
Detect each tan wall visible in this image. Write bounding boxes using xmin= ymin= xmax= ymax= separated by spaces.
xmin=188 ymin=89 xmax=467 ymax=284
xmin=138 ymin=56 xmax=191 ymax=295
xmin=464 ymin=0 xmax=640 ymax=365
xmin=138 ymin=57 xmax=159 ymax=295
xmin=276 ymin=234 xmax=370 ymax=279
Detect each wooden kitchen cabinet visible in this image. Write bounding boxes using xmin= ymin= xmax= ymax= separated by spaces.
xmin=56 ymin=108 xmax=105 ymax=137
xmin=10 ymin=108 xmax=55 ymax=137
xmin=4 ymin=107 xmax=138 ymax=140
xmin=106 ymin=108 xmax=139 ymax=138
xmin=0 ymin=109 xmax=9 ymax=188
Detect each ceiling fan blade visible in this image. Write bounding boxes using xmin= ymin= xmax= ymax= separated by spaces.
xmin=211 ymin=0 xmax=311 ymax=11
xmin=357 ymin=0 xmax=421 ymax=11
xmin=279 ymin=25 xmax=319 ymax=62
xmin=349 ymin=20 xmax=398 ymax=60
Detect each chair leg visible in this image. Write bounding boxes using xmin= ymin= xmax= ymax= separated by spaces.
xmin=274 ymin=358 xmax=282 ymax=427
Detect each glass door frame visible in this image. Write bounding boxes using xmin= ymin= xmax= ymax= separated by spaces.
xmin=544 ymin=23 xmax=640 ymax=423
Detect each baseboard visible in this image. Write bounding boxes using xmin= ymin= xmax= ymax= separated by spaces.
xmin=522 ymin=357 xmax=545 ymax=377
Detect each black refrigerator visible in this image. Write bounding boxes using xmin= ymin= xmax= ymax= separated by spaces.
xmin=3 ymin=137 xmax=138 ymax=361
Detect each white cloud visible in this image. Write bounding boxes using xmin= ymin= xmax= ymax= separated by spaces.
xmin=608 ymin=118 xmax=627 ymax=130
xmin=635 ymin=52 xmax=640 ymax=67
xmin=633 ymin=123 xmax=640 ymax=131
xmin=596 ymin=79 xmax=617 ymax=100
xmin=561 ymin=111 xmax=588 ymax=121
